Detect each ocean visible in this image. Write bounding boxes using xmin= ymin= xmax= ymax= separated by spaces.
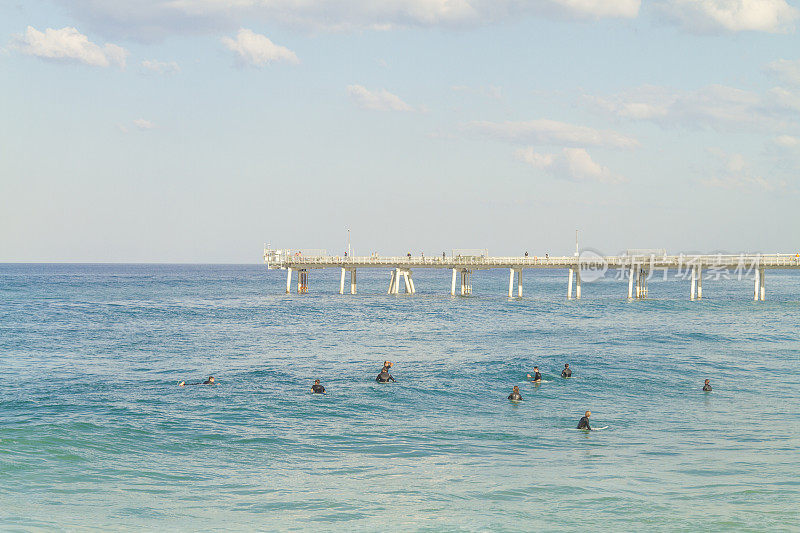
xmin=1 ymin=263 xmax=799 ymax=531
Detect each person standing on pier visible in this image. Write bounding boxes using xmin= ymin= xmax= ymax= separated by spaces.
xmin=703 ymin=379 xmax=712 ymax=391
xmin=561 ymin=364 xmax=572 ymax=378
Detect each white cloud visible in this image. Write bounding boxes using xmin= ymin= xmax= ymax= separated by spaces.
xmin=704 ymin=174 xmax=785 ymax=191
xmin=586 ymin=85 xmax=673 ymax=119
xmin=553 ymin=0 xmax=640 ymax=18
xmin=347 ymin=85 xmax=414 ymax=111
xmin=659 ymin=0 xmax=798 ymax=33
xmin=54 ymin=0 xmax=641 ymax=39
xmin=11 ymin=26 xmax=127 ymax=68
xmin=221 ymin=29 xmax=298 ymax=66
xmin=672 ymin=85 xmax=775 ymax=128
xmin=702 ymin=151 xmax=787 ymax=191
xmin=768 ymin=86 xmax=800 ymax=112
xmin=141 ymin=59 xmax=180 ymax=74
xmin=774 ymin=134 xmax=800 ymax=147
xmin=517 ymin=147 xmax=626 ymax=183
xmin=589 ymin=84 xmax=794 ymax=131
xmin=452 ymin=84 xmax=503 ymax=100
xmin=133 ymin=119 xmax=156 ymax=130
xmin=465 ymin=119 xmax=639 ymax=148
xmin=764 ymin=58 xmax=800 ymax=86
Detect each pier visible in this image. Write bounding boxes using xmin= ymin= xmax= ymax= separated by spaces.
xmin=264 ymin=247 xmax=800 ymax=301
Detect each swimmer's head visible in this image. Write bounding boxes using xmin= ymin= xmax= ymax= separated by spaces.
xmin=534 ymin=367 xmax=539 ymax=371
xmin=704 ymin=379 xmax=710 ymax=384
xmin=513 ymin=386 xmax=519 ymax=392
xmin=565 ymin=364 xmax=569 ymax=368
xmin=314 ymin=379 xmax=320 ymax=384
xmin=585 ymin=411 xmax=591 ymax=417
xmin=208 ymin=376 xmax=215 ymax=383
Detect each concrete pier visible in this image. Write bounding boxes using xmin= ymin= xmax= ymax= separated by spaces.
xmin=266 ymin=248 xmax=800 ymax=300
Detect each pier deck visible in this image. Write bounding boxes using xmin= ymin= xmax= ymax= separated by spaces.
xmin=264 ymin=247 xmax=800 ymax=300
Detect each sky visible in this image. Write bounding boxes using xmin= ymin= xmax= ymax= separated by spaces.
xmin=1 ymin=0 xmax=800 ymax=263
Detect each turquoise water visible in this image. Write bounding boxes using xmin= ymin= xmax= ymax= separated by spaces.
xmin=1 ymin=264 xmax=799 ymax=531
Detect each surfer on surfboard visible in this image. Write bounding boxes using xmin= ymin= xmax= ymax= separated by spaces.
xmin=376 ymin=368 xmax=396 ymax=383
xmin=179 ymin=376 xmax=215 ymax=386
xmin=526 ymin=367 xmax=542 ymax=382
xmin=576 ymin=411 xmax=607 ymax=431
xmin=561 ymin=364 xmax=572 ymax=378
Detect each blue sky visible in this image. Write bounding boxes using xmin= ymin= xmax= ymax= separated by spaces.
xmin=1 ymin=0 xmax=799 ymax=262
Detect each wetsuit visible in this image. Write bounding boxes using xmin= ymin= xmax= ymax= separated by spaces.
xmin=508 ymin=392 xmax=522 ymax=401
xmin=561 ymin=368 xmax=572 ymax=378
xmin=376 ymin=371 xmax=396 ymax=383
xmin=312 ymin=384 xmax=325 ymax=394
xmin=703 ymin=384 xmax=712 ymax=391
xmin=183 ymin=380 xmax=213 ymax=386
xmin=577 ymin=416 xmax=591 ymax=430
xmin=531 ymin=372 xmax=542 ymax=382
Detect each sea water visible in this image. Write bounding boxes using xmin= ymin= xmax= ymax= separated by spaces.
xmin=1 ymin=264 xmax=799 ymax=531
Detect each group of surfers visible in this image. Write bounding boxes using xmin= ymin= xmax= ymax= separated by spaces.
xmin=179 ymin=362 xmax=713 ymax=431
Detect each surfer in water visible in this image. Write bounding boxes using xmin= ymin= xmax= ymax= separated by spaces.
xmin=561 ymin=364 xmax=572 ymax=378
xmin=527 ymin=367 xmax=542 ymax=382
xmin=577 ymin=411 xmax=592 ymax=430
xmin=376 ymin=367 xmax=396 ymax=383
xmin=179 ymin=376 xmax=215 ymax=386
xmin=508 ymin=386 xmax=522 ymax=401
xmin=702 ymin=379 xmax=712 ymax=391
xmin=312 ymin=379 xmax=325 ymax=394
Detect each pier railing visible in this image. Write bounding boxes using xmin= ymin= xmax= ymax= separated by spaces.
xmin=266 ymin=252 xmax=800 ymax=269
